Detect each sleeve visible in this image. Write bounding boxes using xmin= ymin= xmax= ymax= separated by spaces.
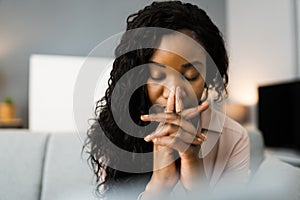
xmin=214 ymin=128 xmax=250 ymax=193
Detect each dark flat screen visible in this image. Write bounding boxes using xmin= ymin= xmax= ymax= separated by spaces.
xmin=258 ymin=80 xmax=300 ymax=150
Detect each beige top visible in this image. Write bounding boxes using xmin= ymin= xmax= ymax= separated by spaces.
xmin=172 ymin=107 xmax=250 ymax=198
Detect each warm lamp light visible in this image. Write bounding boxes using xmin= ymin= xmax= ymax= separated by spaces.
xmin=228 ymin=83 xmax=258 ymax=106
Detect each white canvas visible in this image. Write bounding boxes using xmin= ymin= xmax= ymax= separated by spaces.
xmin=29 ymin=54 xmax=113 ymax=133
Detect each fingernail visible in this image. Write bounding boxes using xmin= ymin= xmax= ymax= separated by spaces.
xmin=176 ymin=87 xmax=179 ymax=97
xmin=140 ymin=115 xmax=149 ymax=120
xmin=176 ymin=87 xmax=182 ymax=112
xmin=176 ymin=86 xmax=180 ymax=95
xmin=197 ymin=137 xmax=203 ymax=142
xmin=201 ymin=101 xmax=209 ymax=107
xmin=198 ymin=102 xmax=209 ymax=111
xmin=152 ymin=138 xmax=158 ymax=143
xmin=172 ymin=86 xmax=176 ymax=94
xmin=201 ymin=133 xmax=207 ymax=140
xmin=144 ymin=134 xmax=152 ymax=142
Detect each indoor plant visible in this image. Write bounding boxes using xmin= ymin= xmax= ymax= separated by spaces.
xmin=0 ymin=96 xmax=15 ymax=122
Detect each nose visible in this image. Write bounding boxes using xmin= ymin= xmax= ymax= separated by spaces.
xmin=162 ymin=73 xmax=187 ymax=99
xmin=162 ymin=86 xmax=173 ymax=99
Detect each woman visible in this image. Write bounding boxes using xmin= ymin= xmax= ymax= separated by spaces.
xmin=84 ymin=1 xmax=250 ymax=199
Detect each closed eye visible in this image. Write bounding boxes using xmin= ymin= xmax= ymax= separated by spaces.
xmin=150 ymin=72 xmax=166 ymax=81
xmin=185 ymin=74 xmax=200 ymax=81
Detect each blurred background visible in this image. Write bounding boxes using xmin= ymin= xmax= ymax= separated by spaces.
xmin=0 ymin=0 xmax=227 ymax=128
xmin=1 ymin=1 xmax=300 ymax=199
xmin=0 ymin=0 xmax=299 ymax=161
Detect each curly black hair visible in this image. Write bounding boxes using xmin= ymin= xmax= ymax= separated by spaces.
xmin=84 ymin=1 xmax=229 ymax=198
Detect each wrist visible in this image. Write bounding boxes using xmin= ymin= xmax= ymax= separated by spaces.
xmin=145 ymin=176 xmax=175 ymax=192
xmin=141 ymin=181 xmax=172 ymax=200
xmin=180 ymin=156 xmax=201 ymax=166
xmin=142 ymin=174 xmax=177 ymax=198
xmin=180 ymin=158 xmax=207 ymax=191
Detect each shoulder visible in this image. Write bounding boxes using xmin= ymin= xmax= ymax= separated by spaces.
xmin=223 ymin=116 xmax=248 ymax=140
xmin=216 ymin=116 xmax=250 ymax=175
xmin=219 ymin=115 xmax=250 ymax=153
xmin=205 ymin=113 xmax=251 ymax=187
xmin=201 ymin=107 xmax=247 ymax=140
xmin=200 ymin=107 xmax=249 ymax=156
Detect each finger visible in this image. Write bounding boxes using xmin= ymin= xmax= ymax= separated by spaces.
xmin=141 ymin=112 xmax=177 ymax=122
xmin=165 ymin=86 xmax=175 ymax=113
xmin=181 ymin=101 xmax=209 ymax=119
xmin=181 ymin=101 xmax=209 ymax=118
xmin=142 ymin=114 xmax=197 ymax=135
xmin=144 ymin=121 xmax=205 ymax=145
xmin=175 ymin=86 xmax=183 ymax=113
xmin=144 ymin=119 xmax=196 ymax=142
xmin=197 ymin=133 xmax=207 ymax=141
xmin=152 ymin=135 xmax=189 ymax=153
xmin=144 ymin=124 xmax=178 ymax=142
xmin=140 ymin=101 xmax=209 ymax=121
xmin=170 ymin=130 xmax=205 ymax=145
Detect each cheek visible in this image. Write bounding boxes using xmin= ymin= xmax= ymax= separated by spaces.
xmin=191 ymin=80 xmax=205 ymax=101
xmin=146 ymin=82 xmax=162 ymax=104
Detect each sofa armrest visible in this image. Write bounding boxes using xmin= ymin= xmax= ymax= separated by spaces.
xmin=0 ymin=130 xmax=49 ymax=200
xmin=247 ymin=128 xmax=265 ymax=176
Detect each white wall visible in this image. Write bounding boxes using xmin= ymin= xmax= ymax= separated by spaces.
xmin=226 ymin=0 xmax=298 ymax=127
xmin=297 ymin=0 xmax=300 ymax=77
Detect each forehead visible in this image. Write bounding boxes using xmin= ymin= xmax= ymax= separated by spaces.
xmin=153 ymin=32 xmax=206 ymax=63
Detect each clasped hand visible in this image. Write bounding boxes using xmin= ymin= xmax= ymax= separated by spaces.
xmin=140 ymin=86 xmax=209 ymax=197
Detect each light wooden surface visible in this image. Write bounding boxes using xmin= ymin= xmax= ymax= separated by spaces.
xmin=0 ymin=118 xmax=23 ymax=128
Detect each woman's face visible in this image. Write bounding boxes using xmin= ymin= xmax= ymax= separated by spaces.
xmin=147 ymin=29 xmax=206 ymax=110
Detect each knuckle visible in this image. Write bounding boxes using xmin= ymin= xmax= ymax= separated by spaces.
xmin=172 ymin=137 xmax=180 ymax=145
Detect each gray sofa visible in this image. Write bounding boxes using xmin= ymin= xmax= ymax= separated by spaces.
xmin=0 ymin=129 xmax=299 ymax=200
xmin=0 ymin=130 xmax=97 ymax=200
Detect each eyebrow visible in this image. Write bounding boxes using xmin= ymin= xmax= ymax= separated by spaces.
xmin=148 ymin=61 xmax=166 ymax=68
xmin=182 ymin=61 xmax=203 ymax=69
xmin=149 ymin=61 xmax=203 ymax=69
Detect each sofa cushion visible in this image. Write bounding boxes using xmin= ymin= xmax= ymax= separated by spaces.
xmin=0 ymin=130 xmax=49 ymax=200
xmin=246 ymin=157 xmax=300 ymax=200
xmin=40 ymin=133 xmax=97 ymax=200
